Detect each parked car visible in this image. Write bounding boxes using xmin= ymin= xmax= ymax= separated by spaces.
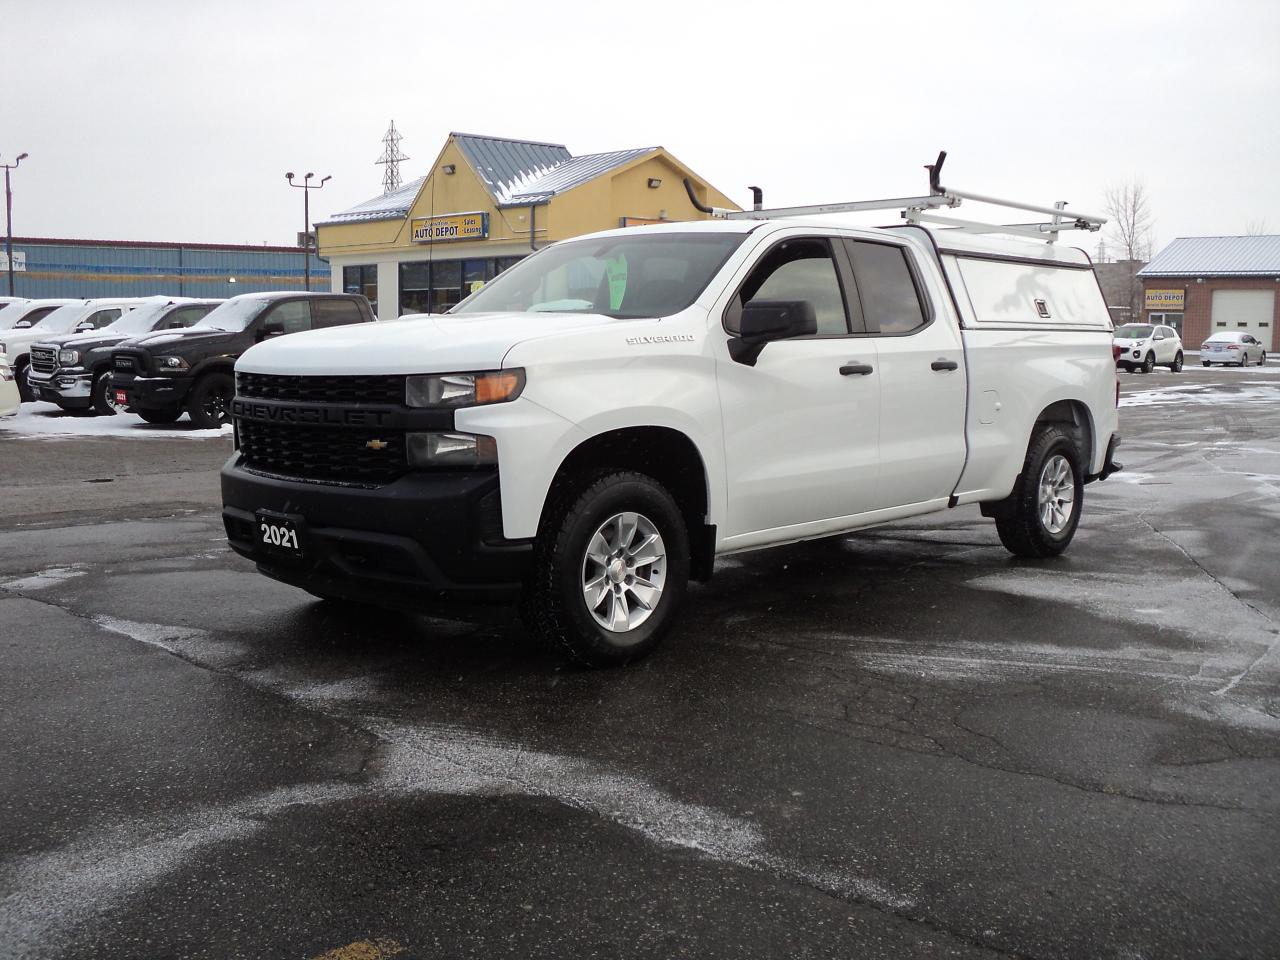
xmin=1 ymin=298 xmax=148 ymax=401
xmin=27 ymin=297 xmax=223 ymax=414
xmin=0 ymin=296 xmax=29 ymax=311
xmin=221 ymin=214 xmax=1122 ymax=666
xmin=1113 ymin=323 xmax=1183 ymax=373
xmin=112 ymin=292 xmax=374 ymax=428
xmin=0 ymin=298 xmax=76 ymax=331
xmin=1200 ymin=331 xmax=1268 ymax=367
xmin=0 ymin=352 xmax=19 ymax=416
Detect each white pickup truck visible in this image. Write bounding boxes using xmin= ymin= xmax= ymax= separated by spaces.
xmin=222 ymin=166 xmax=1121 ymax=666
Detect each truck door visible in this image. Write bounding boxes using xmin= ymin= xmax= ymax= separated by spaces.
xmin=717 ymin=235 xmax=881 ymax=539
xmin=841 ymin=239 xmax=968 ymax=509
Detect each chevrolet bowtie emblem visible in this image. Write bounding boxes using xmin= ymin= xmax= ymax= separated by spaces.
xmin=365 ymin=439 xmax=389 ymax=451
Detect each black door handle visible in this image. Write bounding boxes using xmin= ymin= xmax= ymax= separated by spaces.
xmin=931 ymin=359 xmax=959 ymax=371
xmin=840 ymin=363 xmax=874 ymax=376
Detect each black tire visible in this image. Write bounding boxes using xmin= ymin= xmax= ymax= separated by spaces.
xmin=90 ymin=369 xmax=119 ymax=416
xmin=1201 ymin=360 xmax=1210 ymax=367
xmin=137 ymin=408 xmax=181 ymax=424
xmin=520 ymin=470 xmax=690 ymax=667
xmin=15 ymin=359 xmax=33 ymax=402
xmin=1170 ymin=351 xmax=1183 ymax=373
xmin=994 ymin=424 xmax=1084 ymax=559
xmin=1140 ymin=352 xmax=1155 ymax=374
xmin=186 ymin=372 xmax=234 ymax=429
xmin=1261 ymin=352 xmax=1268 ymax=366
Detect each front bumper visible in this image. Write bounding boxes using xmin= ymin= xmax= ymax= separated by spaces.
xmin=220 ymin=453 xmax=532 ymax=613
xmin=27 ymin=370 xmax=92 ymax=406
xmin=112 ymin=371 xmax=194 ymax=412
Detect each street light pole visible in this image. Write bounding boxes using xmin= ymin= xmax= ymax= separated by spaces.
xmin=3 ymin=152 xmax=28 ymax=297
xmin=285 ymin=170 xmax=330 ymax=291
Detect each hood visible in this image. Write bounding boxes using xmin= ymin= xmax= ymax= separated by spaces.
xmin=119 ymin=327 xmax=239 ymax=352
xmin=33 ymin=328 xmax=133 ymax=351
xmin=237 ymin=312 xmax=649 ymax=375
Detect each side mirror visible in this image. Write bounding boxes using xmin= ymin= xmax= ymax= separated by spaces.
xmin=729 ymin=299 xmax=817 ymax=365
xmin=257 ymin=321 xmax=285 ymax=341
xmin=14 ymin=320 xmax=31 ymax=329
xmin=75 ymin=322 xmax=95 ymax=333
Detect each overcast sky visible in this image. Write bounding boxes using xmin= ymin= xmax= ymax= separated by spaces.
xmin=5 ymin=0 xmax=1278 ymax=256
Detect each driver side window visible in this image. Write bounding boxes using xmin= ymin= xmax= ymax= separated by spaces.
xmin=727 ymin=238 xmax=852 ymax=336
xmin=261 ymin=300 xmax=312 ymax=335
xmin=85 ymin=308 xmax=122 ymax=329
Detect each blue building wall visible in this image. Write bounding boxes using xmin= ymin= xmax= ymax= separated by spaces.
xmin=4 ymin=238 xmax=329 ymax=299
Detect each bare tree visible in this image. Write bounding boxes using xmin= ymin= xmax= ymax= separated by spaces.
xmin=1104 ymin=178 xmax=1156 ymax=324
xmin=1245 ymin=219 xmax=1269 ymax=236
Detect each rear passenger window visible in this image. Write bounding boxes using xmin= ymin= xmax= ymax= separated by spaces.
xmin=846 ymin=241 xmax=926 ymax=335
xmin=163 ymin=306 xmax=208 ymax=329
xmin=264 ymin=300 xmax=312 ymax=334
xmin=730 ymin=238 xmax=851 ymax=336
xmin=84 ymin=308 xmax=122 ymax=329
xmin=311 ymin=299 xmax=364 ymax=328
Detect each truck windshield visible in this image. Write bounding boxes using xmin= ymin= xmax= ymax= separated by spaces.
xmin=451 ymin=233 xmax=746 ymax=319
xmin=99 ymin=301 xmax=173 ymax=335
xmin=1114 ymin=325 xmax=1154 ymax=339
xmin=194 ymin=297 xmax=270 ymax=332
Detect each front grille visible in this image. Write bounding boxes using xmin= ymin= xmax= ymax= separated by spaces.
xmin=113 ymin=353 xmax=143 ymax=374
xmin=238 ymin=420 xmax=407 ymax=486
xmin=236 ymin=372 xmax=406 ymax=406
xmin=30 ymin=346 xmax=57 ymax=374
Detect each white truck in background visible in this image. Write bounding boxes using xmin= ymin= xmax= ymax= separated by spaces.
xmin=222 ymin=153 xmax=1121 ymax=666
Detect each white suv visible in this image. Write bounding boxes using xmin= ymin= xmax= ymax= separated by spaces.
xmin=1113 ymin=323 xmax=1183 ymax=373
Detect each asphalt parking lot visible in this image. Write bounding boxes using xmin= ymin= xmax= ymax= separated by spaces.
xmin=1 ymin=365 xmax=1278 ymax=960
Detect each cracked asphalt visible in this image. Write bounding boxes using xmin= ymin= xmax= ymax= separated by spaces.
xmin=1 ymin=365 xmax=1278 ymax=960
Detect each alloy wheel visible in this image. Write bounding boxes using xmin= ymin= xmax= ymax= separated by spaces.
xmin=1038 ymin=454 xmax=1075 ymax=535
xmin=581 ymin=511 xmax=667 ymax=633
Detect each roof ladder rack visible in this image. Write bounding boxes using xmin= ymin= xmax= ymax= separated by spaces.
xmin=684 ymin=151 xmax=1107 ymax=245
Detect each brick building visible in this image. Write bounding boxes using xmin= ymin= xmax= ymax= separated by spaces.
xmin=1136 ymin=236 xmax=1280 ymax=350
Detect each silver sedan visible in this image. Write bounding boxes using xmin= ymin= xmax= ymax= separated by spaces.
xmin=1200 ymin=332 xmax=1269 ymax=366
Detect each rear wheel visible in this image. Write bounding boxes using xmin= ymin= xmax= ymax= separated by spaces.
xmin=1170 ymin=351 xmax=1184 ymax=372
xmin=137 ymin=408 xmax=181 ymax=424
xmin=1261 ymin=352 xmax=1268 ymax=366
xmin=994 ymin=424 xmax=1084 ymax=559
xmin=186 ymin=372 xmax=234 ymax=429
xmin=1201 ymin=360 xmax=1211 ymax=367
xmin=90 ymin=370 xmax=119 ymax=415
xmin=1140 ymin=352 xmax=1155 ymax=374
xmin=521 ymin=470 xmax=689 ymax=667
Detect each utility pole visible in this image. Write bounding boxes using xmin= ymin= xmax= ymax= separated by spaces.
xmin=3 ymin=152 xmax=28 ymax=296
xmin=285 ymin=171 xmax=330 ymax=291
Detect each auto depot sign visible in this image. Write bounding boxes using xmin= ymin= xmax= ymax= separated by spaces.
xmin=410 ymin=212 xmax=488 ymax=243
xmin=1144 ymin=288 xmax=1185 ymax=310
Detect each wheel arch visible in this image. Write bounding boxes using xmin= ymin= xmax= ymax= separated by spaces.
xmin=543 ymin=426 xmax=716 ymax=581
xmin=1034 ymin=398 xmax=1094 ymax=470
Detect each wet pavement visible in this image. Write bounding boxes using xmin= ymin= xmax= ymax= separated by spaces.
xmin=1 ymin=365 xmax=1278 ymax=959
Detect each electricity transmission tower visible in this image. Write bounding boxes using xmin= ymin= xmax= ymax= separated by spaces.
xmin=376 ymin=121 xmax=409 ymax=194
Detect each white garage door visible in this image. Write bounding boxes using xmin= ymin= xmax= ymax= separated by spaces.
xmin=1211 ymin=289 xmax=1275 ymax=349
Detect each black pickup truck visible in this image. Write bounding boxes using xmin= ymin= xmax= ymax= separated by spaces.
xmin=111 ymin=292 xmax=374 ymax=428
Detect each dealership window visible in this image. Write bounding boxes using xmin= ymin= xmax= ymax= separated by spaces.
xmin=342 ymin=265 xmax=377 ymax=313
xmin=398 ymin=255 xmax=528 ymax=316
xmin=1149 ymin=312 xmax=1183 ymax=335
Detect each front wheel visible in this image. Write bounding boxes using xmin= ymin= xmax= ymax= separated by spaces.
xmin=1140 ymin=352 xmax=1155 ymax=374
xmin=15 ymin=359 xmax=33 ymax=402
xmin=994 ymin=424 xmax=1084 ymax=559
xmin=1201 ymin=360 xmax=1211 ymax=367
xmin=90 ymin=370 xmax=120 ymax=415
xmin=1261 ymin=352 xmax=1268 ymax=366
xmin=186 ymin=373 xmax=234 ymax=429
xmin=1170 ymin=351 xmax=1184 ymax=372
xmin=521 ymin=471 xmax=690 ymax=667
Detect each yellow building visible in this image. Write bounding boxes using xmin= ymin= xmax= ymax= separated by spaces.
xmin=317 ymin=132 xmax=739 ymax=320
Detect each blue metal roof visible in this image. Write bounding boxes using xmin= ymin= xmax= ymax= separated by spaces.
xmin=320 ymin=176 xmax=425 ymax=225
xmin=453 ymin=133 xmax=572 ymax=204
xmin=500 ymin=147 xmax=658 ymax=206
xmin=1138 ymin=235 xmax=1280 ymax=277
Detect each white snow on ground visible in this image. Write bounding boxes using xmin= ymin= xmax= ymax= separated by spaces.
xmin=1120 ymin=383 xmax=1280 ymax=408
xmin=0 ymin=402 xmax=231 ymax=441
xmin=1 ymin=566 xmax=87 ymax=591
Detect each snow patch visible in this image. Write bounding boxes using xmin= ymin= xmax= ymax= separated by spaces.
xmin=1120 ymin=384 xmax=1280 ymax=408
xmin=92 ymin=615 xmax=245 ymax=667
xmin=1 ymin=402 xmax=232 ymax=441
xmin=1 ymin=566 xmax=87 ymax=591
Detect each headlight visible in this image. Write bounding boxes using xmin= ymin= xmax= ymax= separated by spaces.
xmin=405 ymin=369 xmax=524 ymax=408
xmin=58 ymin=349 xmax=80 ymax=365
xmin=406 ymin=432 xmax=498 ymax=468
xmin=155 ymin=356 xmax=189 ymax=370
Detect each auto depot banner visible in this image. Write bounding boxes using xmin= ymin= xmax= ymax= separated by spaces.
xmin=1144 ymin=288 xmax=1185 ymax=310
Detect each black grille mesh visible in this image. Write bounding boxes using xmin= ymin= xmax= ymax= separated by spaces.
xmin=238 ymin=421 xmax=406 ymax=485
xmin=236 ymin=372 xmax=406 ymax=406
